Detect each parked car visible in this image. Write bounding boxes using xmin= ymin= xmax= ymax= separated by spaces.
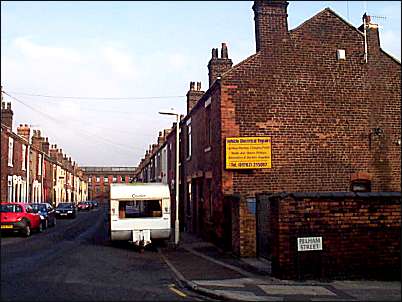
xmin=85 ymin=201 xmax=94 ymax=210
xmin=91 ymin=201 xmax=99 ymax=208
xmin=0 ymin=202 xmax=43 ymax=237
xmin=30 ymin=203 xmax=56 ymax=229
xmin=77 ymin=202 xmax=90 ymax=211
xmin=55 ymin=203 xmax=77 ymax=218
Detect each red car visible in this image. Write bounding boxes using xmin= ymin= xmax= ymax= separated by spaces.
xmin=0 ymin=202 xmax=42 ymax=237
xmin=77 ymin=202 xmax=90 ymax=211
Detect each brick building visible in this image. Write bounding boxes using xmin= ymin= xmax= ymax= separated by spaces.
xmin=135 ymin=129 xmax=172 ymax=184
xmin=135 ymin=1 xmax=400 ymax=279
xmin=1 ymin=98 xmax=88 ymax=205
xmin=81 ymin=167 xmax=136 ymax=204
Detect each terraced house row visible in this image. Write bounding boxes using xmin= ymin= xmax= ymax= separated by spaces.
xmin=134 ymin=1 xmax=400 ymax=280
xmin=1 ymin=99 xmax=88 ymax=206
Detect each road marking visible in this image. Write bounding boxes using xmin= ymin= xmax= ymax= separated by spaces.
xmin=169 ymin=285 xmax=187 ymax=297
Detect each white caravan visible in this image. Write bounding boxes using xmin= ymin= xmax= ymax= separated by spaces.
xmin=109 ymin=183 xmax=171 ymax=247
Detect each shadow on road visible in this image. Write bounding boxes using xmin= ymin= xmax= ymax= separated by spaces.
xmin=105 ymin=240 xmax=167 ymax=254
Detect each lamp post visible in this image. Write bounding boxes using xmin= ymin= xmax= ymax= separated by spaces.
xmin=159 ymin=109 xmax=180 ymax=245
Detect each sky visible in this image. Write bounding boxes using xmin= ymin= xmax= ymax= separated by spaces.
xmin=1 ymin=1 xmax=401 ymax=167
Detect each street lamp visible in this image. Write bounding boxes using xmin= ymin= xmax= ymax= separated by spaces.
xmin=159 ymin=109 xmax=180 ymax=245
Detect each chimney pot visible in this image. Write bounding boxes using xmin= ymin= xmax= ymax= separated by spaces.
xmin=190 ymin=81 xmax=195 ymax=90
xmin=196 ymin=82 xmax=201 ymax=90
xmin=221 ymin=43 xmax=228 ymax=58
xmin=1 ymin=102 xmax=4 ymax=109
xmin=7 ymin=102 xmax=11 ymax=109
xmin=363 ymin=13 xmax=371 ymax=23
xmin=212 ymin=48 xmax=218 ymax=59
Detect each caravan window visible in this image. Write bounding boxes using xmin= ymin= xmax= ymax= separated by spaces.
xmin=118 ymin=200 xmax=162 ymax=218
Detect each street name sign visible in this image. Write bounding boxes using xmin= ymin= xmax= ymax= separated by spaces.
xmin=297 ymin=236 xmax=323 ymax=251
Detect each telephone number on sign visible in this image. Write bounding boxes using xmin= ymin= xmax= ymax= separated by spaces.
xmin=230 ymin=162 xmax=269 ymax=168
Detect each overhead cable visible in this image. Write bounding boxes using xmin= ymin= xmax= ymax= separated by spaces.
xmin=2 ymin=91 xmax=145 ymax=153
xmin=7 ymin=91 xmax=185 ymax=101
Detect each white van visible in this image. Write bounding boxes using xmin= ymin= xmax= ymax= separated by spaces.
xmin=109 ymin=183 xmax=171 ymax=247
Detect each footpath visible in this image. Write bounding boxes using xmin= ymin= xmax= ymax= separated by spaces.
xmin=159 ymin=233 xmax=401 ymax=301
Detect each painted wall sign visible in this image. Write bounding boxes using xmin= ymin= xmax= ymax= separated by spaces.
xmin=225 ymin=137 xmax=271 ymax=169
xmin=297 ymin=236 xmax=323 ymax=251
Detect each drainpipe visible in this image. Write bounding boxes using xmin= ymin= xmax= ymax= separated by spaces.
xmin=26 ymin=138 xmax=30 ymax=203
xmin=41 ymin=154 xmax=44 ymax=202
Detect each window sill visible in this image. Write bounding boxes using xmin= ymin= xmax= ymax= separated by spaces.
xmin=8 ymin=163 xmax=13 ymax=167
xmin=204 ymin=146 xmax=211 ymax=153
xmin=186 ymin=156 xmax=191 ymax=162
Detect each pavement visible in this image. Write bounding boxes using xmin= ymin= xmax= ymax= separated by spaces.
xmin=159 ymin=232 xmax=401 ymax=301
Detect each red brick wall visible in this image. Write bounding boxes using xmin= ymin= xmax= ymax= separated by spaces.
xmin=230 ymin=195 xmax=256 ymax=257
xmin=0 ymin=127 xmax=28 ymax=202
xmin=1 ymin=128 xmax=9 ymax=201
xmin=178 ymin=83 xmax=229 ymax=242
xmin=86 ymin=172 xmax=134 ymax=202
xmin=134 ymin=3 xmax=401 ymax=261
xmin=222 ymin=9 xmax=400 ymax=199
xmin=265 ymin=194 xmax=401 ymax=280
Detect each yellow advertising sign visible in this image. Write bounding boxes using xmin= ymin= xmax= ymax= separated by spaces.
xmin=226 ymin=137 xmax=271 ymax=169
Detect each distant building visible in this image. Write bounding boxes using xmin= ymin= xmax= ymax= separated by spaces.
xmin=81 ymin=167 xmax=136 ymax=203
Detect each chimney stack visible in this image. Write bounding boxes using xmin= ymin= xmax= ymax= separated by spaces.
xmin=157 ymin=131 xmax=164 ymax=145
xmin=208 ymin=43 xmax=233 ymax=87
xmin=358 ymin=13 xmax=380 ymax=60
xmin=17 ymin=124 xmax=31 ymax=142
xmin=164 ymin=128 xmax=172 ymax=138
xmin=49 ymin=144 xmax=58 ymax=160
xmin=1 ymin=96 xmax=13 ymax=129
xmin=32 ymin=129 xmax=44 ymax=150
xmin=42 ymin=137 xmax=50 ymax=155
xmin=58 ymin=149 xmax=64 ymax=162
xmin=253 ymin=0 xmax=289 ymax=53
xmin=186 ymin=81 xmax=205 ymax=113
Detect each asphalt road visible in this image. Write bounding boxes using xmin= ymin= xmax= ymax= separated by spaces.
xmin=1 ymin=205 xmax=204 ymax=301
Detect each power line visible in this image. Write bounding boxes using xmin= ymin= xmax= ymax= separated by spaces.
xmin=3 ymin=91 xmax=60 ymax=123
xmin=4 ymin=91 xmax=170 ymax=139
xmin=4 ymin=94 xmax=163 ymax=116
xmin=7 ymin=91 xmax=185 ymax=101
xmin=2 ymin=91 xmax=146 ymax=153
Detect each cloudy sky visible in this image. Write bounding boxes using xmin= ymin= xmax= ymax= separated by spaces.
xmin=1 ymin=1 xmax=400 ymax=167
